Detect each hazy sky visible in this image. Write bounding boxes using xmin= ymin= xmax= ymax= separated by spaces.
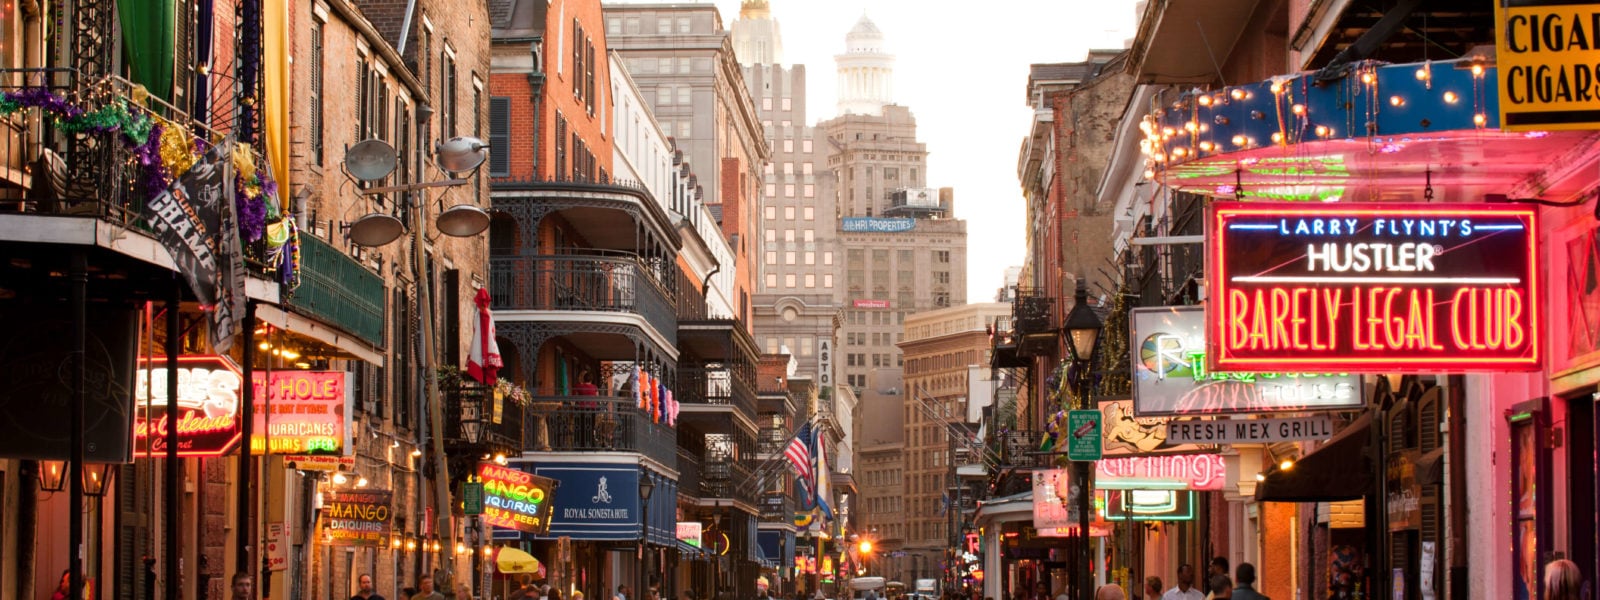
xmin=707 ymin=0 xmax=1143 ymax=301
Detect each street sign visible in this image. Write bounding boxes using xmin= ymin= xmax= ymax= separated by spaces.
xmin=463 ymin=481 xmax=485 ymax=516
xmin=1166 ymin=415 xmax=1335 ymax=445
xmin=1067 ymin=410 xmax=1102 ymax=461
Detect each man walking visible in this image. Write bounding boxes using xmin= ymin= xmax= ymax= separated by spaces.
xmin=1229 ymin=564 xmax=1268 ymax=600
xmin=1161 ymin=565 xmax=1204 ymax=600
xmin=352 ymin=574 xmax=387 ymax=600
xmin=411 ymin=574 xmax=445 ymax=600
xmin=617 ymin=585 xmax=632 ymax=600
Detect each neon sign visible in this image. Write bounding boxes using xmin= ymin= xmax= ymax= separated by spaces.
xmin=250 ymin=371 xmax=349 ymax=455
xmin=1100 ymin=490 xmax=1196 ymax=521
xmin=1095 ymin=454 xmax=1226 ymax=490
xmin=1208 ymin=202 xmax=1540 ymax=373
xmin=479 ymin=463 xmax=557 ymax=535
xmin=677 ymin=522 xmax=703 ymax=548
xmin=134 ymin=356 xmax=243 ymax=457
xmin=323 ymin=490 xmax=392 ymax=546
xmin=1132 ymin=307 xmax=1363 ymax=415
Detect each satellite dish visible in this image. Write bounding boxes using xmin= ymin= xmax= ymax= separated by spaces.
xmin=435 ymin=204 xmax=492 ymax=238
xmin=344 ymin=139 xmax=398 ymax=182
xmin=345 ymin=213 xmax=406 ymax=247
xmin=436 ymin=136 xmax=488 ymax=174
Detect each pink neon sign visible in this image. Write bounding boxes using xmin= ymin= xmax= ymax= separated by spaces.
xmin=1095 ymin=454 xmax=1227 ymax=491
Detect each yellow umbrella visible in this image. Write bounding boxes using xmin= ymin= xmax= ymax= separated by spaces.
xmin=496 ymin=546 xmax=542 ymax=574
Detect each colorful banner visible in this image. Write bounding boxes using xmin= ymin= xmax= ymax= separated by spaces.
xmin=1207 ymin=202 xmax=1540 ymax=373
xmin=134 ymin=355 xmax=243 ymax=457
xmin=250 ymin=371 xmax=349 ymax=455
xmin=323 ymin=490 xmax=392 ymax=546
xmin=480 ymin=462 xmax=557 ymax=535
xmin=142 ymin=141 xmax=245 ymax=353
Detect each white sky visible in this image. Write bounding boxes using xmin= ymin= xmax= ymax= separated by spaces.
xmin=707 ymin=0 xmax=1144 ymax=302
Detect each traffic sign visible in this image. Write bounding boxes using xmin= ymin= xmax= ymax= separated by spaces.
xmin=463 ymin=481 xmax=485 ymax=516
xmin=1067 ymin=410 xmax=1102 ymax=461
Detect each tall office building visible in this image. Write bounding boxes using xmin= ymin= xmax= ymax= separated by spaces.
xmin=898 ymin=303 xmax=1010 ymax=576
xmin=734 ymin=0 xmax=842 ymax=388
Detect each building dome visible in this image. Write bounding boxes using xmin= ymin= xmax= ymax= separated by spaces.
xmin=835 ymin=13 xmax=894 ymax=115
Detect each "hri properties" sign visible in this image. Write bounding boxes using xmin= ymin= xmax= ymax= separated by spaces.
xmin=1207 ymin=202 xmax=1540 ymax=373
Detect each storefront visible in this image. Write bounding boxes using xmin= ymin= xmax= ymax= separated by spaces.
xmin=515 ymin=460 xmax=679 ymax=600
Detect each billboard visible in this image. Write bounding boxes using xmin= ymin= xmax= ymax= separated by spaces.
xmin=1132 ymin=307 xmax=1362 ymax=416
xmin=322 ymin=490 xmax=393 ymax=546
xmin=1207 ymin=202 xmax=1539 ymax=373
xmin=134 ymin=356 xmax=244 ymax=457
xmin=899 ymin=188 xmax=939 ymax=208
xmin=250 ymin=371 xmax=350 ymax=455
xmin=479 ymin=462 xmax=558 ymax=535
xmin=841 ymin=217 xmax=915 ymax=233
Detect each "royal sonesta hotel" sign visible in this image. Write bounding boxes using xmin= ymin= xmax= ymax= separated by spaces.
xmin=1207 ymin=202 xmax=1540 ymax=373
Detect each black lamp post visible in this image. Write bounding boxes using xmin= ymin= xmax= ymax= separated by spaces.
xmin=640 ymin=475 xmax=656 ymax=598
xmin=1061 ymin=281 xmax=1101 ymax=600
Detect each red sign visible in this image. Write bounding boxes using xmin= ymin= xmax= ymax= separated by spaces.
xmin=250 ymin=371 xmax=348 ymax=455
xmin=134 ymin=356 xmax=244 ymax=457
xmin=853 ymin=299 xmax=891 ymax=309
xmin=1208 ymin=202 xmax=1540 ymax=373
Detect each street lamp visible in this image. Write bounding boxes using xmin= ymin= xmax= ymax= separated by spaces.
xmin=640 ymin=476 xmax=656 ymax=597
xmin=82 ymin=463 xmax=116 ymax=497
xmin=1060 ymin=281 xmax=1100 ymax=600
xmin=37 ymin=459 xmax=66 ymax=492
xmin=339 ymin=134 xmax=492 ymax=590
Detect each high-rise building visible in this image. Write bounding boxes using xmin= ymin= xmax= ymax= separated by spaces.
xmin=604 ymin=3 xmax=770 ymax=325
xmin=898 ymin=303 xmax=1010 ymax=576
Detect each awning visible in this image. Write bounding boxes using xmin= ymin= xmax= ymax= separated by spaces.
xmin=677 ymin=539 xmax=706 ymax=559
xmin=1256 ymin=411 xmax=1372 ymax=502
xmin=255 ymin=303 xmax=385 ymax=366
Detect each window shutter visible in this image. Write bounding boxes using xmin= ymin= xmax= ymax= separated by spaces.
xmin=489 ymin=97 xmax=511 ymax=176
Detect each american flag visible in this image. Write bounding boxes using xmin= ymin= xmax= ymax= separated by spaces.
xmin=786 ymin=421 xmax=814 ymax=485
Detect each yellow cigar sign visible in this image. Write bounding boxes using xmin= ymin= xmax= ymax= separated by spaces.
xmin=1495 ymin=1 xmax=1600 ymax=130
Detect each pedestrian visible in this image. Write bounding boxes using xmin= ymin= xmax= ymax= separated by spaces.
xmin=412 ymin=574 xmax=446 ymax=600
xmin=231 ymin=573 xmax=255 ymax=600
xmin=1230 ymin=564 xmax=1267 ymax=600
xmin=1095 ymin=585 xmax=1126 ymax=600
xmin=1208 ymin=558 xmax=1229 ymax=582
xmin=1546 ymin=559 xmax=1584 ymax=600
xmin=1144 ymin=577 xmax=1164 ymax=600
xmin=456 ymin=583 xmax=473 ymax=600
xmin=1054 ymin=584 xmax=1071 ymax=600
xmin=552 ymin=586 xmax=565 ymax=600
xmin=49 ymin=570 xmax=69 ymax=600
xmin=1203 ymin=576 xmax=1230 ymax=600
xmin=1162 ymin=565 xmax=1204 ymax=600
xmin=617 ymin=585 xmax=633 ymax=600
xmin=353 ymin=573 xmax=388 ymax=600
xmin=1030 ymin=581 xmax=1052 ymax=600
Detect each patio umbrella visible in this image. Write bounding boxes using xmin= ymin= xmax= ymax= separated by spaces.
xmin=495 ymin=546 xmax=542 ymax=574
xmin=467 ymin=287 xmax=502 ymax=385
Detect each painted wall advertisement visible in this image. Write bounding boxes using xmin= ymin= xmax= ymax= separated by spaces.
xmin=322 ymin=490 xmax=392 ymax=546
xmin=134 ymin=356 xmax=244 ymax=456
xmin=1131 ymin=307 xmax=1362 ymax=416
xmin=479 ymin=462 xmax=557 ymax=535
xmin=1207 ymin=202 xmax=1540 ymax=373
xmin=250 ymin=371 xmax=350 ymax=455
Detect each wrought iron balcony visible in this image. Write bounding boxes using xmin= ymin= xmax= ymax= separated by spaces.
xmin=702 ymin=456 xmax=755 ymax=504
xmin=0 ymin=70 xmax=289 ymax=279
xmin=440 ymin=379 xmax=526 ymax=457
xmin=759 ymin=492 xmax=793 ymax=521
xmin=757 ymin=427 xmax=788 ymax=457
xmin=1012 ymin=290 xmax=1055 ymax=336
xmin=521 ymin=396 xmax=677 ymax=467
xmin=677 ymin=363 xmax=757 ymax=419
xmin=489 ymin=254 xmax=678 ymax=345
xmin=999 ymin=430 xmax=1050 ymax=468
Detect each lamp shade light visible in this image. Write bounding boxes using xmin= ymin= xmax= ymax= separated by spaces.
xmin=435 ymin=204 xmax=492 ymax=238
xmin=435 ymin=136 xmax=489 ymax=174
xmin=639 ymin=476 xmax=656 ymax=501
xmin=346 ymin=213 xmax=406 ymax=247
xmin=344 ymin=139 xmax=399 ymax=182
xmin=83 ymin=463 xmax=116 ymax=498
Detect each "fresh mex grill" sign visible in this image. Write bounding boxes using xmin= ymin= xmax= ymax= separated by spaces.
xmin=1207 ymin=202 xmax=1540 ymax=373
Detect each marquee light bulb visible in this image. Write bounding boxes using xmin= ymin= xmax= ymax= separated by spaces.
xmin=1315 ymin=125 xmax=1330 ymax=137
xmin=1291 ymin=104 xmax=1306 ymax=115
xmin=332 ymin=472 xmax=348 ymax=485
xmin=1443 ymin=91 xmax=1459 ymax=104
xmin=1361 ymin=72 xmax=1375 ymax=84
xmin=494 ymin=453 xmax=508 ymax=465
xmin=1230 ymin=89 xmax=1245 ymax=100
xmin=1471 ymin=63 xmax=1485 ymax=77
xmin=1231 ymin=135 xmax=1247 ymax=147
xmin=1198 ymin=141 xmax=1214 ymax=152
xmin=1389 ymin=96 xmax=1404 ymax=107
xmin=1183 ymin=121 xmax=1198 ymax=133
xmin=1474 ymin=113 xmax=1487 ymax=126
xmin=1197 ymin=95 xmax=1213 ymax=106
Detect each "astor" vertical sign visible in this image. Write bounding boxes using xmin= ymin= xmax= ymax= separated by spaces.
xmin=1207 ymin=202 xmax=1540 ymax=373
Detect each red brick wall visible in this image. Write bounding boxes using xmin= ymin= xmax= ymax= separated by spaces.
xmin=1261 ymin=502 xmax=1295 ymax=600
xmin=719 ymin=157 xmax=754 ymax=326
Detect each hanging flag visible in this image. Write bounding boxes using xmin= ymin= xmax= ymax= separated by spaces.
xmin=811 ymin=425 xmax=835 ymax=521
xmin=143 ymin=138 xmax=244 ymax=354
xmin=786 ymin=421 xmax=814 ymax=485
xmin=465 ymin=288 xmax=502 ymax=385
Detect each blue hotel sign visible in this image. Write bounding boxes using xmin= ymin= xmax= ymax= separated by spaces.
xmin=841 ymin=217 xmax=914 ymax=233
xmin=530 ymin=463 xmax=642 ymax=540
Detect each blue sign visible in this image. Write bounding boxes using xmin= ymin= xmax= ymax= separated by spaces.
xmin=530 ymin=463 xmax=641 ymax=541
xmin=841 ymin=217 xmax=914 ymax=233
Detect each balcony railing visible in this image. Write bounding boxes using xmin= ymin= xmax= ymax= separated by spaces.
xmin=441 ymin=380 xmax=525 ymax=456
xmin=702 ymin=457 xmax=754 ymax=503
xmin=521 ymin=396 xmax=677 ymax=467
xmin=757 ymin=427 xmax=787 ymax=456
xmin=677 ymin=363 xmax=757 ymax=419
xmin=759 ymin=492 xmax=793 ymax=521
xmin=489 ymin=254 xmax=677 ymax=345
xmin=998 ymin=430 xmax=1049 ymax=468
